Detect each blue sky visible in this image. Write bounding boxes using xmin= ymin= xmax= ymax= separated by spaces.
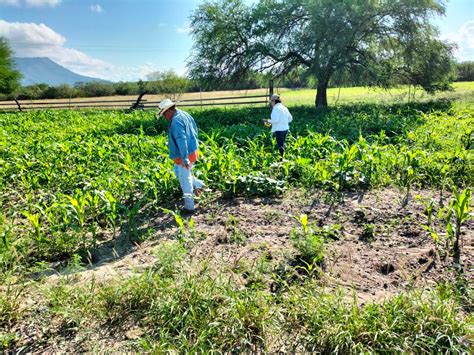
xmin=0 ymin=0 xmax=473 ymax=82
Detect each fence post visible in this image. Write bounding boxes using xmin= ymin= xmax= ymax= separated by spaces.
xmin=269 ymin=79 xmax=274 ymax=107
xmin=13 ymin=98 xmax=22 ymax=112
xmin=130 ymin=91 xmax=148 ymax=110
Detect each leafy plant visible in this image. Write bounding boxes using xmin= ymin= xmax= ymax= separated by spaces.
xmin=226 ymin=172 xmax=286 ymax=197
xmin=360 ymin=223 xmax=376 ymax=243
xmin=290 ymin=214 xmax=325 ymax=265
xmin=224 ymin=215 xmax=248 ymax=245
xmin=418 ymin=188 xmax=472 ymax=271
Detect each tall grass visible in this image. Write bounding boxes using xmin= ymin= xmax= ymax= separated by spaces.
xmin=4 ymin=241 xmax=470 ymax=352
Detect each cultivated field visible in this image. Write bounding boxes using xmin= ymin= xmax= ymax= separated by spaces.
xmin=0 ymin=85 xmax=473 ymax=351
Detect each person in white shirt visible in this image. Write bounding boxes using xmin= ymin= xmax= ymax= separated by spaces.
xmin=263 ymin=94 xmax=293 ymax=157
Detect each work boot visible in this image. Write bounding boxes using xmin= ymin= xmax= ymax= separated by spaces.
xmin=180 ymin=207 xmax=195 ymax=215
xmin=181 ymin=197 xmax=195 ymax=214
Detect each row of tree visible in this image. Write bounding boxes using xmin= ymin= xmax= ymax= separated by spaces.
xmin=5 ymin=61 xmax=472 ymax=101
xmin=1 ymin=0 xmax=474 ymax=106
xmin=8 ymin=70 xmax=268 ymax=100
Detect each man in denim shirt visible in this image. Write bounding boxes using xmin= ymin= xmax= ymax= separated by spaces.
xmin=157 ymin=99 xmax=206 ymax=213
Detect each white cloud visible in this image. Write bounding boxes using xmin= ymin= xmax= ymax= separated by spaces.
xmin=0 ymin=0 xmax=20 ymax=6
xmin=442 ymin=20 xmax=474 ymax=61
xmin=0 ymin=20 xmax=65 ymax=46
xmin=0 ymin=0 xmax=61 ymax=6
xmin=176 ymin=22 xmax=191 ymax=35
xmin=0 ymin=20 xmax=160 ymax=81
xmin=25 ymin=0 xmax=61 ymax=7
xmin=109 ymin=63 xmax=160 ymax=82
xmin=90 ymin=4 xmax=103 ymax=13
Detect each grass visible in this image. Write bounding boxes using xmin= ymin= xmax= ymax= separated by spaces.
xmin=280 ymin=281 xmax=472 ymax=352
xmin=276 ymin=81 xmax=474 ymax=107
xmin=0 ymin=84 xmax=473 ymax=351
xmin=2 ymin=82 xmax=474 ymax=110
xmin=2 ymin=241 xmax=470 ymax=352
xmin=1 ymin=98 xmax=472 ymax=271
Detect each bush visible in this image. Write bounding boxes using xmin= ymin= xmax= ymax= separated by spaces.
xmin=455 ymin=61 xmax=474 ymax=82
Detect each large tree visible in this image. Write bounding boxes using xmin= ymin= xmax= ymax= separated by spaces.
xmin=0 ymin=37 xmax=21 ymax=98
xmin=188 ymin=0 xmax=455 ymax=106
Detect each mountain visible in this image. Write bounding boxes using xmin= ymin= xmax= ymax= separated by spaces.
xmin=13 ymin=57 xmax=108 ymax=86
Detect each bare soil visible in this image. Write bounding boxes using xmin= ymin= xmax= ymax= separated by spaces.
xmin=51 ymin=187 xmax=473 ymax=304
xmin=7 ymin=187 xmax=473 ymax=352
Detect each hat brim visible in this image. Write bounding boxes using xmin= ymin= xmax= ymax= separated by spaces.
xmin=158 ymin=104 xmax=175 ymax=116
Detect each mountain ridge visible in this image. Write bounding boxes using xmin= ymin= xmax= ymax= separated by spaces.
xmin=13 ymin=57 xmax=109 ymax=86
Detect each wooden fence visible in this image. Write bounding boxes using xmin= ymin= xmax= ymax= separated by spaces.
xmin=0 ymin=81 xmax=275 ymax=112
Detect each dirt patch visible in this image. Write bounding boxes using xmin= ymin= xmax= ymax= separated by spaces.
xmin=36 ymin=187 xmax=473 ymax=305
xmin=6 ymin=187 xmax=473 ymax=352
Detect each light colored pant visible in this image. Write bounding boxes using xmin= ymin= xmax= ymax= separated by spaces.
xmin=173 ymin=164 xmax=205 ymax=210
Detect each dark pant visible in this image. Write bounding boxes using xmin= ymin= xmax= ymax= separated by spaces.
xmin=274 ymin=130 xmax=288 ymax=157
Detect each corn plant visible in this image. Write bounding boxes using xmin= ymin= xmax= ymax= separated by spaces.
xmin=161 ymin=208 xmax=186 ymax=242
xmin=290 ymin=214 xmax=325 ymax=265
xmin=418 ymin=188 xmax=472 ymax=271
xmin=447 ymin=188 xmax=472 ymax=271
xmin=225 ymin=215 xmax=247 ymax=244
xmin=398 ymin=149 xmax=425 ymax=206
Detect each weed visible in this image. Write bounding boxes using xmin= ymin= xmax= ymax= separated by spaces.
xmin=224 ymin=215 xmax=248 ymax=245
xmin=290 ymin=214 xmax=325 ymax=265
xmin=360 ymin=223 xmax=376 ymax=242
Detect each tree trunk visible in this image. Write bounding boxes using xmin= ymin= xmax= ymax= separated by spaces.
xmin=315 ymin=80 xmax=328 ymax=107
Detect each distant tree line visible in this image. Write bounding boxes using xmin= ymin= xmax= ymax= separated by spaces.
xmin=5 ymin=62 xmax=470 ymax=101
xmin=456 ymin=61 xmax=474 ymax=82
xmin=7 ymin=69 xmax=269 ymax=100
xmin=1 ymin=60 xmax=473 ymax=102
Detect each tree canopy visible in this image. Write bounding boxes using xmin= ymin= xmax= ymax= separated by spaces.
xmin=456 ymin=61 xmax=474 ymax=82
xmin=0 ymin=37 xmax=21 ymax=98
xmin=188 ymin=0 xmax=456 ymax=106
xmin=146 ymin=69 xmax=189 ymax=96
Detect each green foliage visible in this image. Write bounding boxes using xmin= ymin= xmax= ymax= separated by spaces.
xmin=0 ymin=37 xmax=21 ymax=98
xmin=290 ymin=214 xmax=341 ymax=264
xmin=456 ymin=61 xmax=474 ymax=82
xmin=146 ymin=69 xmax=189 ymax=96
xmin=189 ymin=0 xmax=455 ymax=106
xmin=0 ymin=101 xmax=472 ymax=271
xmin=361 ymin=223 xmax=376 ymax=242
xmin=226 ymin=172 xmax=286 ymax=197
xmin=151 ymin=241 xmax=187 ymax=278
xmin=93 ymin=255 xmax=272 ymax=352
xmin=0 ymin=283 xmax=24 ymax=330
xmin=1 ymin=83 xmax=473 ymax=352
xmin=224 ymin=215 xmax=248 ymax=244
xmin=281 ymin=281 xmax=472 ymax=352
xmin=418 ymin=188 xmax=472 ymax=269
xmin=74 ymin=81 xmax=115 ymax=97
xmin=5 ymin=248 xmax=470 ymax=352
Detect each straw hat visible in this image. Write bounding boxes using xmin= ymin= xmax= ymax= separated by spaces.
xmin=269 ymin=94 xmax=280 ymax=101
xmin=157 ymin=98 xmax=176 ymax=116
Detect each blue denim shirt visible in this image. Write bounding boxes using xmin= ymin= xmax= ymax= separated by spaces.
xmin=168 ymin=109 xmax=199 ymax=165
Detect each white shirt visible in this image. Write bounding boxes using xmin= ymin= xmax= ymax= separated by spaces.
xmin=269 ymin=103 xmax=292 ymax=133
